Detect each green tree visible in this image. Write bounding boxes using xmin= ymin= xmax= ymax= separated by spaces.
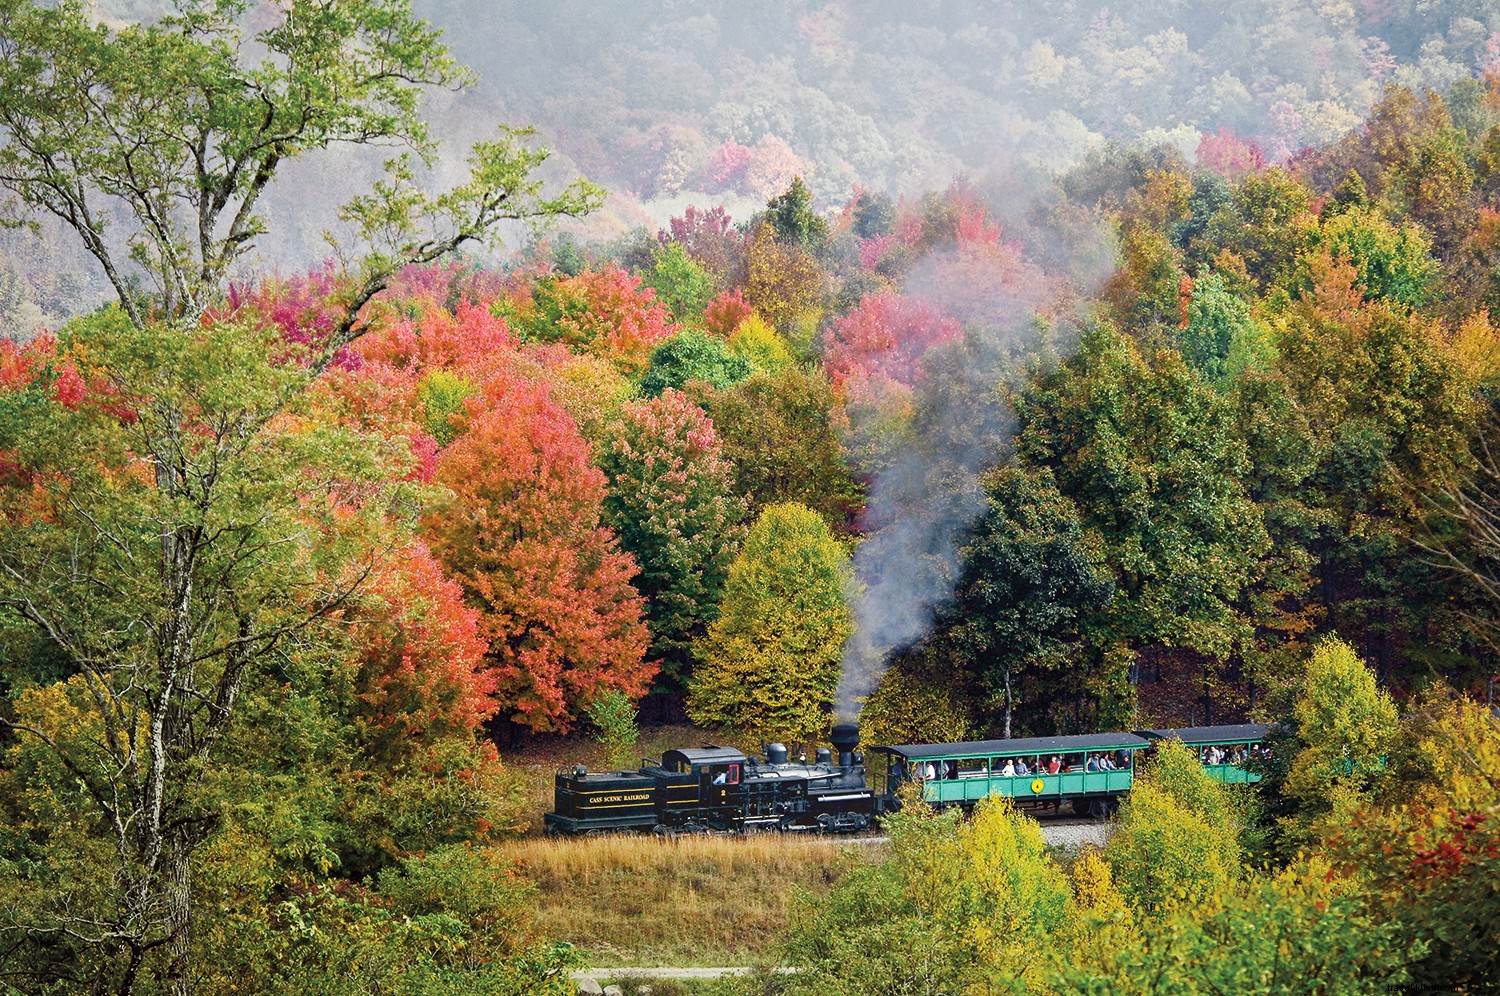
xmin=765 ymin=175 xmax=828 ymax=250
xmin=710 ymin=368 xmax=865 ymax=532
xmin=1312 ymin=207 xmax=1438 ymax=309
xmin=637 ymin=327 xmax=752 ymax=398
xmin=1015 ymin=324 xmax=1268 ymax=720
xmin=584 ymin=689 xmax=641 ymax=771
xmin=935 ymin=466 xmax=1115 ymax=738
xmin=0 ymin=314 xmax=415 ymax=992
xmin=642 ymin=241 xmax=716 ymax=323
xmin=687 ymin=503 xmax=852 ymax=745
xmin=1206 ymin=168 xmax=1315 ymax=292
xmin=599 ymin=389 xmax=746 ymax=692
xmin=0 ymin=0 xmax=599 ymax=331
xmin=1177 ymin=272 xmax=1274 ymax=386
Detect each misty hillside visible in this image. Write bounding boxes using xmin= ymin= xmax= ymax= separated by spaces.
xmin=420 ymin=0 xmax=1500 ymax=205
xmin=7 ymin=0 xmax=1498 ymax=338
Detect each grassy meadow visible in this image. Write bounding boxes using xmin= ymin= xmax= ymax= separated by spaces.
xmin=501 ymin=832 xmax=880 ymax=967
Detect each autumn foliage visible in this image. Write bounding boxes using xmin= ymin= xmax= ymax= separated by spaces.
xmin=425 ymin=371 xmax=653 ymax=732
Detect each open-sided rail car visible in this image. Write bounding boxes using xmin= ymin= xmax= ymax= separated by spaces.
xmin=873 ymin=732 xmax=1151 ymax=819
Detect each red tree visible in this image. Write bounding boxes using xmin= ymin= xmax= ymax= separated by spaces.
xmin=351 ymin=542 xmax=498 ymax=762
xmin=514 ymin=266 xmax=679 ymax=375
xmin=425 ymin=372 xmax=654 ymax=732
xmin=823 ymin=292 xmax=962 ymax=388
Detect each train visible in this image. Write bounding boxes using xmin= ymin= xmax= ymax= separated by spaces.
xmin=543 ymin=721 xmax=1268 ymax=835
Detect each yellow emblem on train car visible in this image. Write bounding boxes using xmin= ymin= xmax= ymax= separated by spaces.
xmin=1031 ymin=778 xmax=1045 ymax=794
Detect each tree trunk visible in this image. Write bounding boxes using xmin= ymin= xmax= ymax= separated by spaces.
xmin=165 ymin=836 xmax=193 ymax=996
xmin=1002 ymin=665 xmax=1013 ymax=740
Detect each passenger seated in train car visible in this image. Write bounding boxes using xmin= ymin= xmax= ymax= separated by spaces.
xmin=1015 ymin=757 xmax=1030 ymax=776
xmin=1084 ymin=754 xmax=1099 ymax=772
xmin=946 ymin=760 xmax=958 ymax=779
xmin=924 ymin=761 xmax=937 ymax=781
xmin=1047 ymin=755 xmax=1061 ymax=774
xmin=1001 ymin=758 xmax=1017 ymax=776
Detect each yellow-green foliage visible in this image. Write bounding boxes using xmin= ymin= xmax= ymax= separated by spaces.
xmin=812 ymin=796 xmax=1072 ymax=992
xmin=727 ymin=313 xmax=794 ymax=374
xmin=1061 ymin=855 xmax=1417 ymax=994
xmin=1283 ymin=636 xmax=1397 ymax=842
xmin=856 ymin=659 xmax=975 ymax=748
xmin=416 ymin=368 xmax=475 ymax=445
xmin=1105 ymin=741 xmax=1242 ymax=918
xmin=949 ymin=797 xmax=1075 ymax=986
xmin=1072 ymin=847 xmax=1131 ymax=922
xmin=687 ymin=502 xmax=852 ymax=745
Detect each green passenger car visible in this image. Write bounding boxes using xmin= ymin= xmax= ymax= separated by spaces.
xmin=873 ymin=732 xmax=1152 ymax=819
xmin=1137 ymin=724 xmax=1268 ymax=784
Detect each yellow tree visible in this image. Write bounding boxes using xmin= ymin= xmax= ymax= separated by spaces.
xmin=1282 ymin=636 xmax=1398 ymax=846
xmin=687 ymin=502 xmax=851 ymax=745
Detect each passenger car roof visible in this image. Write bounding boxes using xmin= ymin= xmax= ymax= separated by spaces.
xmin=877 ymin=732 xmax=1150 ymax=760
xmin=1137 ymin=724 xmax=1268 ymax=745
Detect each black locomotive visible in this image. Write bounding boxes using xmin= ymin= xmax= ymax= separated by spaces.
xmin=544 ymin=723 xmax=889 ymax=834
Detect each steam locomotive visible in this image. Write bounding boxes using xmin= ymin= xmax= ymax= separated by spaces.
xmin=544 ymin=722 xmax=889 ymax=834
xmin=543 ymin=722 xmax=1269 ymax=835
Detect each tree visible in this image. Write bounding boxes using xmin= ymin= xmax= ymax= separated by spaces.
xmin=1015 ymin=324 xmax=1268 ymax=715
xmin=509 ymin=266 xmax=679 ymax=375
xmin=642 ymin=242 xmax=716 ymax=323
xmin=346 ymin=542 xmax=498 ymax=766
xmin=822 ymin=292 xmax=962 ymax=389
xmin=710 ymin=368 xmax=865 ymax=532
xmin=424 ymin=372 xmax=654 ymax=734
xmin=0 ymin=0 xmax=600 ymax=331
xmin=1312 ymin=207 xmax=1438 ymax=309
xmin=1177 ymin=272 xmax=1274 ymax=386
xmin=744 ymin=220 xmax=825 ymax=336
xmin=1280 ymin=637 xmax=1398 ymax=844
xmin=1323 ymin=696 xmax=1500 ymax=991
xmin=637 ymin=328 xmax=751 ymax=398
xmin=687 ymin=503 xmax=852 ymax=745
xmin=1104 ymin=741 xmax=1243 ymax=918
xmin=935 ymin=466 xmax=1115 ymax=738
xmin=0 ymin=312 xmax=419 ymax=993
xmin=598 ymin=389 xmax=745 ymax=692
xmin=783 ymin=796 xmax=1072 ymax=993
xmin=765 ymin=176 xmax=828 ymax=250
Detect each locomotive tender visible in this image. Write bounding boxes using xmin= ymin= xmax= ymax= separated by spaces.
xmin=544 ymin=722 xmax=1269 ymax=835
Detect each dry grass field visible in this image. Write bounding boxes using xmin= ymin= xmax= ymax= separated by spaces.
xmin=501 ymin=832 xmax=881 ymax=967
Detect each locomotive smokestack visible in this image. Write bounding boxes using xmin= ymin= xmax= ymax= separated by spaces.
xmin=831 ymin=723 xmax=860 ymax=768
